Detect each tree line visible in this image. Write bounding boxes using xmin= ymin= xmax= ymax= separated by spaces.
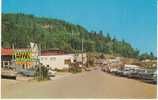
xmin=2 ymin=13 xmax=156 ymax=60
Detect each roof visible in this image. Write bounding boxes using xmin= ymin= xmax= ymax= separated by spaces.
xmin=14 ymin=48 xmax=31 ymax=52
xmin=1 ymin=48 xmax=13 ymax=56
xmin=14 ymin=48 xmax=31 ymax=50
xmin=41 ymin=49 xmax=65 ymax=56
xmin=1 ymin=48 xmax=31 ymax=56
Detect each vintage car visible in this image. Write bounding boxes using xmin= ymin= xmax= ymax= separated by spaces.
xmin=110 ymin=68 xmax=119 ymax=75
xmin=20 ymin=70 xmax=35 ymax=77
xmin=121 ymin=69 xmax=135 ymax=77
xmin=114 ymin=69 xmax=125 ymax=76
xmin=48 ymin=69 xmax=56 ymax=77
xmin=1 ymin=68 xmax=17 ymax=79
xmin=152 ymin=71 xmax=157 ymax=84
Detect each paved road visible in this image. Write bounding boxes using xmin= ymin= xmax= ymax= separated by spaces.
xmin=2 ymin=69 xmax=157 ymax=98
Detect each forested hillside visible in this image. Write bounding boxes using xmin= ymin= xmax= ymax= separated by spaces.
xmin=2 ymin=13 xmax=144 ymax=58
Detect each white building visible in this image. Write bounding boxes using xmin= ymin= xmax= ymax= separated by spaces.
xmin=39 ymin=49 xmax=87 ymax=69
xmin=74 ymin=53 xmax=87 ymax=64
xmin=40 ymin=54 xmax=74 ymax=69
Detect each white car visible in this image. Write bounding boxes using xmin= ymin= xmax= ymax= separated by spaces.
xmin=48 ymin=70 xmax=56 ymax=77
xmin=110 ymin=68 xmax=118 ymax=73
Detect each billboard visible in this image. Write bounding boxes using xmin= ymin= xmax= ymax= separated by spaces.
xmin=13 ymin=43 xmax=39 ymax=66
xmin=14 ymin=49 xmax=33 ymax=65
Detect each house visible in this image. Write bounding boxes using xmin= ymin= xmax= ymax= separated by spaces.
xmin=40 ymin=49 xmax=75 ymax=69
xmin=1 ymin=48 xmax=13 ymax=68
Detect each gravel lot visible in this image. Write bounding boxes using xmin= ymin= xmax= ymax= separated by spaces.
xmin=1 ymin=69 xmax=157 ymax=99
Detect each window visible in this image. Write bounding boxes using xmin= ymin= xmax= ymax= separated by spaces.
xmin=50 ymin=57 xmax=56 ymax=61
xmin=4 ymin=62 xmax=9 ymax=66
xmin=64 ymin=59 xmax=71 ymax=64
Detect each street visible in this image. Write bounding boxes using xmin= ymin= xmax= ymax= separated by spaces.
xmin=2 ymin=69 xmax=157 ymax=98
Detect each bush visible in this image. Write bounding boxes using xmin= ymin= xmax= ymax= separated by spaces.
xmin=34 ymin=64 xmax=49 ymax=81
xmin=54 ymin=68 xmax=68 ymax=72
xmin=69 ymin=66 xmax=82 ymax=73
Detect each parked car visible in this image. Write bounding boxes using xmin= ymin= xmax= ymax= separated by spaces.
xmin=121 ymin=69 xmax=134 ymax=77
xmin=142 ymin=72 xmax=154 ymax=80
xmin=127 ymin=69 xmax=144 ymax=79
xmin=48 ymin=70 xmax=56 ymax=77
xmin=152 ymin=71 xmax=157 ymax=84
xmin=21 ymin=70 xmax=35 ymax=77
xmin=110 ymin=68 xmax=118 ymax=75
xmin=114 ymin=69 xmax=124 ymax=76
xmin=1 ymin=68 xmax=17 ymax=79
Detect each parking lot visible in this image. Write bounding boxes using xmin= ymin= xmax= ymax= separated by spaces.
xmin=102 ymin=65 xmax=157 ymax=84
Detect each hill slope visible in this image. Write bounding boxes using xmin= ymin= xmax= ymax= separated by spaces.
xmin=2 ymin=13 xmax=139 ymax=58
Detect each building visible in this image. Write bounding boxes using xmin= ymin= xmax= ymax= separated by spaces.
xmin=1 ymin=46 xmax=39 ymax=70
xmin=1 ymin=48 xmax=13 ymax=68
xmin=40 ymin=50 xmax=88 ymax=69
xmin=2 ymin=47 xmax=87 ymax=70
xmin=40 ymin=49 xmax=75 ymax=69
xmin=74 ymin=53 xmax=87 ymax=65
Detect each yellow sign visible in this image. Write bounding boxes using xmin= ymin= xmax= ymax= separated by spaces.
xmin=14 ymin=49 xmax=33 ymax=65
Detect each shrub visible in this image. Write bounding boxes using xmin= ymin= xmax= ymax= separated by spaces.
xmin=54 ymin=68 xmax=68 ymax=72
xmin=34 ymin=64 xmax=49 ymax=81
xmin=69 ymin=66 xmax=82 ymax=73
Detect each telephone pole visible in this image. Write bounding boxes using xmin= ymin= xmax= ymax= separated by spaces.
xmin=81 ymin=37 xmax=84 ymax=68
xmin=12 ymin=44 xmax=14 ymax=62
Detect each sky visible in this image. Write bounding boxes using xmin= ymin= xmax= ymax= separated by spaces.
xmin=2 ymin=0 xmax=157 ymax=55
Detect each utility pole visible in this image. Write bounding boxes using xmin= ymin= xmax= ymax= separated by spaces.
xmin=12 ymin=44 xmax=15 ymax=68
xmin=12 ymin=44 xmax=14 ymax=62
xmin=38 ymin=43 xmax=41 ymax=65
xmin=71 ymin=30 xmax=77 ymax=63
xmin=81 ymin=38 xmax=84 ymax=68
xmin=71 ymin=30 xmax=76 ymax=53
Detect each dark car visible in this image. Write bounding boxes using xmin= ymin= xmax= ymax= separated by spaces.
xmin=110 ymin=68 xmax=119 ymax=75
xmin=136 ymin=69 xmax=157 ymax=84
xmin=121 ymin=69 xmax=135 ymax=77
xmin=115 ymin=69 xmax=124 ymax=76
xmin=128 ymin=71 xmax=142 ymax=79
xmin=152 ymin=72 xmax=157 ymax=84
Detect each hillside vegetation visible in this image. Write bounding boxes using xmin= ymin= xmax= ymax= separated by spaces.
xmin=2 ymin=13 xmax=155 ymax=59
